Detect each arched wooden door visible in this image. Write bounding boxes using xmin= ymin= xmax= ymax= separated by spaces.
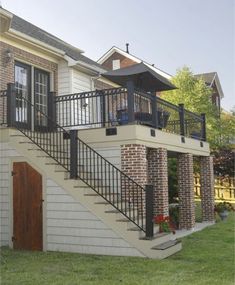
xmin=13 ymin=162 xmax=43 ymax=251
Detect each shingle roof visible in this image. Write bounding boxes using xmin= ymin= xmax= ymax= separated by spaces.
xmin=195 ymin=72 xmax=224 ymax=98
xmin=194 ymin=72 xmax=217 ymax=85
xmin=10 ymin=13 xmax=104 ymax=70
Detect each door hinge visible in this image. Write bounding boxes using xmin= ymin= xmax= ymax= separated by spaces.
xmin=11 ymin=171 xmax=16 ymax=176
xmin=11 ymin=236 xmax=16 ymax=242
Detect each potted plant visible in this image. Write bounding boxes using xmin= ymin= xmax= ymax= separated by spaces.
xmin=154 ymin=214 xmax=176 ymax=234
xmin=214 ymin=201 xmax=235 ymax=220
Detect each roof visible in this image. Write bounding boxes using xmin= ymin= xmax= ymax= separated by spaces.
xmin=2 ymin=8 xmax=104 ymax=71
xmin=195 ymin=72 xmax=224 ymax=98
xmin=102 ymin=62 xmax=176 ymax=92
xmin=97 ymin=46 xmax=173 ymax=80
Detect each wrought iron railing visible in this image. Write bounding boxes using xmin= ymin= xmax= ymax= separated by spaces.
xmin=0 ymin=89 xmax=7 ymax=125
xmin=55 ymin=87 xmax=206 ymax=141
xmin=6 ymin=83 xmax=147 ymax=233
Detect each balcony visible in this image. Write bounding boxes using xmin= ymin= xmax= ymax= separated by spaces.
xmin=55 ymin=87 xmax=206 ymax=141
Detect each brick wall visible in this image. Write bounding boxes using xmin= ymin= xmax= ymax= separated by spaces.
xmin=200 ymin=156 xmax=215 ymax=222
xmin=148 ymin=148 xmax=169 ymax=216
xmin=0 ymin=41 xmax=58 ymax=91
xmin=102 ymin=52 xmax=137 ymax=70
xmin=178 ymin=153 xmax=195 ymax=229
xmin=0 ymin=41 xmax=58 ymax=125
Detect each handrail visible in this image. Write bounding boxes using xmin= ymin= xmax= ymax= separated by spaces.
xmin=54 ymin=87 xmax=205 ymax=140
xmin=8 ymin=85 xmax=146 ymax=232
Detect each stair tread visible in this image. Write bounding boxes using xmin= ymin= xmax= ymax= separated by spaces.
xmin=152 ymin=240 xmax=181 ymax=250
xmin=116 ymin=218 xmax=130 ymax=222
xmin=105 ymin=209 xmax=120 ymax=213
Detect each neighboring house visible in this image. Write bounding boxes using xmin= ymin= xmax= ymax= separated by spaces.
xmin=98 ymin=47 xmax=224 ymax=115
xmin=0 ymin=7 xmax=215 ymax=259
xmin=194 ymin=72 xmax=224 ymax=115
xmin=97 ymin=45 xmax=172 ymax=96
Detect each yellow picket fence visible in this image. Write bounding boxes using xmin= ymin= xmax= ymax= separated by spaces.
xmin=194 ymin=174 xmax=235 ymax=201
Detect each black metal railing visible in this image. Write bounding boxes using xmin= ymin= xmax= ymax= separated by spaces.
xmin=0 ymin=89 xmax=7 ymax=125
xmin=6 ymin=83 xmax=148 ymax=234
xmin=55 ymin=87 xmax=206 ymax=141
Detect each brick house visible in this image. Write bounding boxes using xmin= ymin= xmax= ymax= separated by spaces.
xmin=0 ymin=8 xmax=215 ymax=259
xmin=195 ymin=72 xmax=224 ymax=116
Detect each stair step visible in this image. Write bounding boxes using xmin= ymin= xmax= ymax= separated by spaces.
xmin=140 ymin=232 xmax=169 ymax=241
xmin=19 ymin=141 xmax=34 ymax=144
xmin=116 ymin=218 xmax=130 ymax=222
xmin=10 ymin=134 xmax=25 ymax=137
xmin=84 ymin=193 xmax=99 ymax=196
xmin=152 ymin=240 xmax=181 ymax=250
xmin=94 ymin=201 xmax=110 ymax=205
xmin=105 ymin=209 xmax=120 ymax=214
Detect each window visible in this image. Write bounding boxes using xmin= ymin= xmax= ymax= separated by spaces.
xmin=14 ymin=62 xmax=31 ymax=125
xmin=14 ymin=61 xmax=50 ymax=129
xmin=112 ymin=59 xmax=120 ymax=70
xmin=34 ymin=69 xmax=50 ymax=127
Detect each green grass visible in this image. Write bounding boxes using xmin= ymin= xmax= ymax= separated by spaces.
xmin=1 ymin=214 xmax=234 ymax=285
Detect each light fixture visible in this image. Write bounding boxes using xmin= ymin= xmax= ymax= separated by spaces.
xmin=5 ymin=49 xmax=13 ymax=64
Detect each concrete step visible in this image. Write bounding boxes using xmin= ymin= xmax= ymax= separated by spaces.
xmin=151 ymin=239 xmax=182 ymax=259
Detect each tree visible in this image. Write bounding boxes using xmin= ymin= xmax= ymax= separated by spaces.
xmin=163 ymin=67 xmax=235 ymax=197
xmin=162 ymin=67 xmax=235 ymax=150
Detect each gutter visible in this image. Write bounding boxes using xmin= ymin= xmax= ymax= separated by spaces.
xmin=64 ymin=55 xmax=106 ymax=75
xmin=7 ymin=28 xmax=66 ymax=57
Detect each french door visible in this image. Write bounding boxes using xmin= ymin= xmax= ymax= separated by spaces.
xmin=34 ymin=68 xmax=50 ymax=131
xmin=14 ymin=62 xmax=51 ymax=130
xmin=15 ymin=62 xmax=31 ymax=129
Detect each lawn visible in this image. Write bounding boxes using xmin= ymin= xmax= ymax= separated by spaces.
xmin=1 ymin=213 xmax=234 ymax=285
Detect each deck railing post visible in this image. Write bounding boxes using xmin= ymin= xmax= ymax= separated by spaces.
xmin=179 ymin=103 xmax=185 ymax=136
xmin=127 ymin=80 xmax=135 ymax=123
xmin=48 ymin=91 xmax=56 ymax=131
xmin=145 ymin=184 xmax=154 ymax=239
xmin=70 ymin=130 xmax=78 ymax=179
xmin=151 ymin=94 xmax=158 ymax=128
xmin=7 ymin=83 xmax=16 ymax=127
xmin=201 ymin=113 xmax=206 ymax=141
xmin=100 ymin=90 xmax=106 ymax=127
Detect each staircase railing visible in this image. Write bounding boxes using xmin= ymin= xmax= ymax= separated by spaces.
xmin=6 ymin=83 xmax=150 ymax=234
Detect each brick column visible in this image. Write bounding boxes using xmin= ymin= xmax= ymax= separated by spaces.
xmin=178 ymin=153 xmax=195 ymax=229
xmin=121 ymin=144 xmax=148 ymax=186
xmin=148 ymin=148 xmax=169 ymax=216
xmin=121 ymin=144 xmax=147 ymax=210
xmin=200 ymin=156 xmax=215 ymax=222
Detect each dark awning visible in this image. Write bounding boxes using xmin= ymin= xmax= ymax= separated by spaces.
xmin=102 ymin=62 xmax=176 ymax=92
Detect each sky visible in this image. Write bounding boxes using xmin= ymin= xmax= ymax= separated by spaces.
xmin=2 ymin=0 xmax=235 ymax=110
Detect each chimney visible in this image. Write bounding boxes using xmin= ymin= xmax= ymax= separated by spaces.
xmin=126 ymin=43 xmax=129 ymax=54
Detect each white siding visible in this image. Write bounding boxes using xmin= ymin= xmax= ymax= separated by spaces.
xmin=0 ymin=142 xmax=21 ymax=246
xmin=58 ymin=60 xmax=70 ymax=95
xmin=46 ymin=178 xmax=142 ymax=257
xmin=71 ymin=69 xmax=92 ymax=93
xmin=94 ymin=146 xmax=121 ymax=170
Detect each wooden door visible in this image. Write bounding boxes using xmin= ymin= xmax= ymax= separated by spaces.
xmin=13 ymin=162 xmax=43 ymax=251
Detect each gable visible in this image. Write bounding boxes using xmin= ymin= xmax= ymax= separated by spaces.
xmin=102 ymin=51 xmax=138 ymax=70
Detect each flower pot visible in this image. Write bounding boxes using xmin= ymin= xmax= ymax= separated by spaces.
xmin=218 ymin=210 xmax=229 ymax=221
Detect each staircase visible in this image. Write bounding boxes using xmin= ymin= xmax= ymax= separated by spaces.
xmin=3 ymin=86 xmax=182 ymax=258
